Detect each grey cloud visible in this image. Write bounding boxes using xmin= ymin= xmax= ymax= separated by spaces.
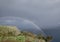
xmin=0 ymin=0 xmax=60 ymax=29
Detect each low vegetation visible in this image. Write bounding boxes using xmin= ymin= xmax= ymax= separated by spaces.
xmin=0 ymin=25 xmax=52 ymax=42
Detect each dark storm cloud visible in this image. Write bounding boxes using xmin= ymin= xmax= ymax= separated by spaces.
xmin=0 ymin=0 xmax=60 ymax=29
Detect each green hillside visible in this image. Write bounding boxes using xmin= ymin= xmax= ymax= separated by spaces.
xmin=0 ymin=25 xmax=52 ymax=42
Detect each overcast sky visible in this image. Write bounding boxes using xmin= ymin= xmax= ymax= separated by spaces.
xmin=0 ymin=0 xmax=60 ymax=29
